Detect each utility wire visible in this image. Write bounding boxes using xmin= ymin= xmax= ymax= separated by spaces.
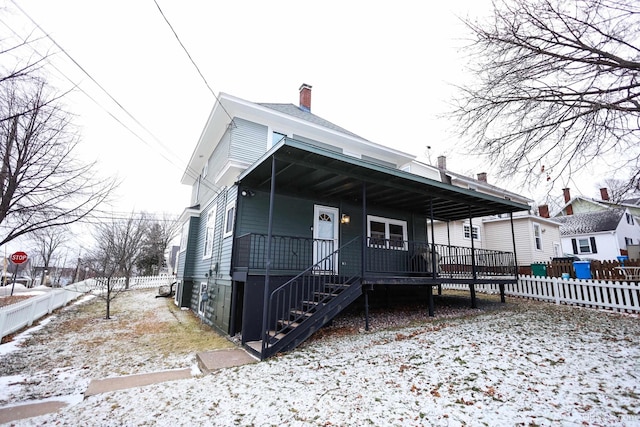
xmin=152 ymin=0 xmax=236 ymax=126
xmin=8 ymin=1 xmax=223 ymax=196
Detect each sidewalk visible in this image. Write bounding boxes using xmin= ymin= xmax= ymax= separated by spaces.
xmin=0 ymin=348 xmax=256 ymax=424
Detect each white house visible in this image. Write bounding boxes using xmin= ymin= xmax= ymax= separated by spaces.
xmin=554 ymin=188 xmax=640 ymax=260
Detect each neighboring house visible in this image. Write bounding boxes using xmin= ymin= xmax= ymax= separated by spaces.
xmin=559 ymin=187 xmax=640 ymax=219
xmin=555 ymin=208 xmax=640 ymax=261
xmin=428 ymin=157 xmax=562 ymax=267
xmin=555 ymin=188 xmax=640 ymax=260
xmin=175 ymin=84 xmax=530 ymax=359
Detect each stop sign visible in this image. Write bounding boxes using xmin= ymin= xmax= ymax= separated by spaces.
xmin=10 ymin=251 xmax=28 ymax=264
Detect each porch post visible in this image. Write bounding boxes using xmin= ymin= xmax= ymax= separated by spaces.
xmin=362 ymin=182 xmax=369 ymax=331
xmin=507 ymin=212 xmax=520 ymax=303
xmin=260 ymin=155 xmax=277 ymax=358
xmin=428 ymin=198 xmax=436 ymax=315
xmin=469 ymin=207 xmax=477 ymax=309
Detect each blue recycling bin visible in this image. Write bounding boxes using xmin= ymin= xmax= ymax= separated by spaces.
xmin=617 ymin=255 xmax=629 ymax=266
xmin=573 ymin=261 xmax=591 ymax=279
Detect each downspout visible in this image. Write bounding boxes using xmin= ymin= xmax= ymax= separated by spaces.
xmin=207 ymin=187 xmax=228 ymax=328
xmin=260 ymin=155 xmax=277 ymax=359
xmin=230 ymin=184 xmax=241 ymax=337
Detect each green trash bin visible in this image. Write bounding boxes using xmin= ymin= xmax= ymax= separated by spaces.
xmin=531 ymin=263 xmax=547 ymax=277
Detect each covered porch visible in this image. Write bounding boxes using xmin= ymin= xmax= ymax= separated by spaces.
xmin=234 ymin=138 xmax=530 ymax=358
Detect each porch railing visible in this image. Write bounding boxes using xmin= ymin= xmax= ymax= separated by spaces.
xmin=234 ymin=233 xmax=337 ymax=272
xmin=235 ymin=234 xmax=516 ymax=278
xmin=365 ymin=238 xmax=516 ymax=278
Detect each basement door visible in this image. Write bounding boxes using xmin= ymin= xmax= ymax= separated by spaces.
xmin=313 ymin=205 xmax=339 ymax=274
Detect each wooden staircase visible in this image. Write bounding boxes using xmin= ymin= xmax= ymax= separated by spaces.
xmin=245 ymin=237 xmax=362 ymax=360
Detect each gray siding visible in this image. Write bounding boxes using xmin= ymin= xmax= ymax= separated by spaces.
xmin=177 ymin=217 xmax=200 ymax=279
xmin=229 ymin=118 xmax=267 ymax=164
xmin=193 ymin=191 xmax=228 ymax=279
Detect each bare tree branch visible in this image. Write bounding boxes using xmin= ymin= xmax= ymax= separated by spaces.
xmin=0 ymin=78 xmax=118 ymax=246
xmin=452 ymin=0 xmax=640 ymax=191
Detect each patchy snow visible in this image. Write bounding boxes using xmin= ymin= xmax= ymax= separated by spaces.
xmin=1 ymin=289 xmax=639 ymax=426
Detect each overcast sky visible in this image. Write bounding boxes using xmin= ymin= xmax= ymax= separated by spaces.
xmin=2 ymin=0 xmax=605 ymax=222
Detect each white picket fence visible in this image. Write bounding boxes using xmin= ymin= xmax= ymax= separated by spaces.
xmin=0 ymin=275 xmax=174 ymax=342
xmin=443 ymin=274 xmax=640 ymax=313
xmin=88 ymin=275 xmax=175 ymax=290
xmin=0 ymin=280 xmax=94 ymax=341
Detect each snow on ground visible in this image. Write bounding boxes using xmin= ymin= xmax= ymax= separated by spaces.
xmin=1 ymin=289 xmax=639 ymax=426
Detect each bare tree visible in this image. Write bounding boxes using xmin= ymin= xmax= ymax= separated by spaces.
xmin=452 ymin=0 xmax=640 ymax=193
xmin=90 ymin=213 xmax=148 ymax=319
xmin=0 ymin=77 xmax=117 ymax=247
xmin=598 ymin=178 xmax=640 ymax=203
xmin=30 ymin=226 xmax=68 ymax=286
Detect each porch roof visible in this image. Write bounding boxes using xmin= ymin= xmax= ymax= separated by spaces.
xmin=237 ymin=139 xmax=530 ymax=221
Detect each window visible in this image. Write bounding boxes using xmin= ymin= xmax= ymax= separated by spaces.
xmin=625 ymin=237 xmax=634 ymax=246
xmin=367 ymin=215 xmax=408 ymax=250
xmin=179 ymin=221 xmax=189 ymax=252
xmin=578 ymin=238 xmax=591 ymax=253
xmin=533 ymin=223 xmax=543 ymax=251
xmin=463 ymin=224 xmax=480 ymax=240
xmin=626 ymin=213 xmax=635 ymax=225
xmin=572 ymin=237 xmax=598 ymax=254
xmin=224 ymin=202 xmax=235 ymax=238
xmin=203 ymin=207 xmax=216 ymax=258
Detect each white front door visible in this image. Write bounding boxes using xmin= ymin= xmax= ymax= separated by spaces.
xmin=313 ymin=205 xmax=339 ymax=274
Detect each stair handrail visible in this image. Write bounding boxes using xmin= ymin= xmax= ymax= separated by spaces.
xmin=262 ymin=236 xmax=361 ymax=356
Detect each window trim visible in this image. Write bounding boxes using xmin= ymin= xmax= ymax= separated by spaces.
xmin=463 ymin=223 xmax=480 ymax=241
xmin=533 ymin=223 xmax=543 ymax=251
xmin=179 ymin=221 xmax=189 ymax=253
xmin=366 ymin=215 xmax=408 ymax=250
xmin=223 ymin=202 xmax=235 ymax=238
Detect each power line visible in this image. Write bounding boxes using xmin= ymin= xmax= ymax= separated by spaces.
xmin=8 ymin=0 xmax=223 ymax=198
xmin=151 ymin=0 xmax=236 ymax=126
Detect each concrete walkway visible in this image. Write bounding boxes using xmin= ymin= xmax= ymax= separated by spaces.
xmin=0 ymin=348 xmax=256 ymax=424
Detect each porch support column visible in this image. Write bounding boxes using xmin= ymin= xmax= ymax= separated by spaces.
xmin=506 ymin=212 xmax=520 ymax=304
xmin=427 ymin=198 xmax=435 ymax=316
xmin=469 ymin=207 xmax=477 ymax=309
xmin=362 ymin=182 xmax=369 ymax=331
xmin=260 ymin=155 xmax=277 ymax=359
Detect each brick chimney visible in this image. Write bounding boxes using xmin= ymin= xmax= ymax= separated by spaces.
xmin=477 ymin=172 xmax=487 ymax=183
xmin=600 ymin=187 xmax=610 ymax=201
xmin=563 ymin=188 xmax=571 ymax=203
xmin=538 ymin=205 xmax=550 ymax=218
xmin=299 ymin=83 xmax=312 ymax=112
xmin=437 ymin=155 xmax=447 ymax=170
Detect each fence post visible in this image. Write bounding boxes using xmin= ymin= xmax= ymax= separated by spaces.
xmin=0 ymin=309 xmax=7 ymax=338
xmin=553 ymin=277 xmax=560 ymax=305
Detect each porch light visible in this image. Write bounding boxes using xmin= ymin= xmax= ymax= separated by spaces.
xmin=341 ymin=213 xmax=350 ymax=224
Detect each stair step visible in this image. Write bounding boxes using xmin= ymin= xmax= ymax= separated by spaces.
xmin=302 ymin=300 xmax=321 ymax=308
xmin=290 ymin=309 xmax=313 ymax=317
xmin=314 ymin=291 xmax=340 ymax=298
xmin=277 ymin=320 xmax=301 ymax=329
xmin=268 ymin=330 xmax=287 ymax=340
